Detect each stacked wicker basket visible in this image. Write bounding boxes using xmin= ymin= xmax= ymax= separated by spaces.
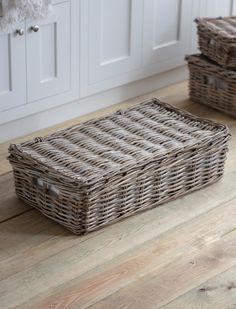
xmin=186 ymin=16 xmax=236 ymax=118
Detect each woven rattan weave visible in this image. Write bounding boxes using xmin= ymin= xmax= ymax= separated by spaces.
xmin=186 ymin=53 xmax=236 ymax=118
xmin=195 ymin=16 xmax=236 ymax=69
xmin=8 ymin=99 xmax=230 ymax=235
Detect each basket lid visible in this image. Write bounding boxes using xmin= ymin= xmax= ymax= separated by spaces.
xmin=9 ymin=99 xmax=229 ymax=186
xmin=195 ymin=16 xmax=236 ymax=43
xmin=186 ymin=53 xmax=236 ymax=80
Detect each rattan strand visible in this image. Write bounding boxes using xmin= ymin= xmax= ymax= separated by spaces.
xmin=8 ymin=99 xmax=230 ymax=234
xmin=195 ymin=16 xmax=236 ymax=69
xmin=186 ymin=53 xmax=236 ymax=118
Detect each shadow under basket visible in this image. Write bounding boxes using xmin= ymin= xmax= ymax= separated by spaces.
xmin=195 ymin=16 xmax=236 ymax=69
xmin=8 ymin=99 xmax=230 ymax=235
xmin=186 ymin=53 xmax=236 ymax=118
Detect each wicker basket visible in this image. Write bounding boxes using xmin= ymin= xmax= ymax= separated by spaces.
xmin=8 ymin=99 xmax=230 ymax=235
xmin=195 ymin=16 xmax=236 ymax=69
xmin=186 ymin=53 xmax=236 ymax=118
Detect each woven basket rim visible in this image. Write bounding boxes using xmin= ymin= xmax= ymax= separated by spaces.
xmin=186 ymin=53 xmax=236 ymax=79
xmin=8 ymin=99 xmax=230 ymax=186
xmin=195 ymin=16 xmax=236 ymax=43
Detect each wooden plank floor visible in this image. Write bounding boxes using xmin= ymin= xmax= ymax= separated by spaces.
xmin=1 ymin=81 xmax=236 ymax=309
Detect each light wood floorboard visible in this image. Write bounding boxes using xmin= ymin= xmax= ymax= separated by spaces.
xmin=23 ymin=199 xmax=236 ymax=309
xmin=162 ymin=265 xmax=236 ymax=309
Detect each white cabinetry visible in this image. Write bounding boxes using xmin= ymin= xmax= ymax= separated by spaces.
xmin=88 ymin=0 xmax=143 ymax=84
xmin=80 ymin=0 xmax=193 ymax=97
xmin=26 ymin=2 xmax=70 ymax=102
xmin=233 ymin=0 xmax=236 ymax=14
xmin=80 ymin=0 xmax=143 ymax=96
xmin=0 ymin=23 xmax=26 ymax=112
xmin=0 ymin=0 xmax=79 ymax=124
xmin=201 ymin=0 xmax=233 ymax=17
xmin=2 ymin=0 xmax=233 ymax=141
xmin=143 ymin=0 xmax=192 ymax=67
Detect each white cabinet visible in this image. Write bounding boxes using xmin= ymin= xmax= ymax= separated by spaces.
xmin=0 ymin=0 xmax=79 ymax=124
xmin=4 ymin=0 xmax=231 ymax=141
xmin=81 ymin=0 xmax=194 ymax=97
xmin=143 ymin=0 xmax=192 ymax=67
xmin=0 ymin=23 xmax=26 ymax=112
xmin=201 ymin=0 xmax=233 ymax=17
xmin=80 ymin=0 xmax=143 ymax=96
xmin=87 ymin=0 xmax=143 ymax=84
xmin=233 ymin=0 xmax=236 ymax=14
xmin=26 ymin=2 xmax=70 ymax=102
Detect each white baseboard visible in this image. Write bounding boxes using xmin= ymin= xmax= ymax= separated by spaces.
xmin=0 ymin=65 xmax=188 ymax=142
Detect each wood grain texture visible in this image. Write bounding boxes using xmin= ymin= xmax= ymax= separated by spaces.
xmin=0 ymin=81 xmax=236 ymax=309
xmin=21 ymin=198 xmax=236 ymax=309
xmin=88 ymin=230 xmax=236 ymax=309
xmin=0 ymin=172 xmax=31 ymax=222
xmin=162 ymin=265 xmax=236 ymax=309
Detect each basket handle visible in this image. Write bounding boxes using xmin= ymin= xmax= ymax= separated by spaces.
xmin=204 ymin=76 xmax=227 ymax=91
xmin=32 ymin=177 xmax=60 ymax=198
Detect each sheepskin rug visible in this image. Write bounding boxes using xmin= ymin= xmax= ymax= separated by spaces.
xmin=0 ymin=0 xmax=52 ymax=30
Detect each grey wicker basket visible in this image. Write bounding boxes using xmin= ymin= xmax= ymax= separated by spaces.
xmin=8 ymin=99 xmax=230 ymax=235
xmin=195 ymin=16 xmax=236 ymax=69
xmin=186 ymin=53 xmax=236 ymax=118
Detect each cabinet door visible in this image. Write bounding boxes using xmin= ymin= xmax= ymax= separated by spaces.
xmin=191 ymin=0 xmax=202 ymax=53
xmin=143 ymin=0 xmax=192 ymax=67
xmin=85 ymin=0 xmax=143 ymax=84
xmin=233 ymin=0 xmax=236 ymax=14
xmin=0 ymin=24 xmax=26 ymax=112
xmin=202 ymin=0 xmax=233 ymax=17
xmin=26 ymin=2 xmax=70 ymax=103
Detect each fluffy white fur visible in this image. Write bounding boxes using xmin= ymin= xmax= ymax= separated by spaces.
xmin=0 ymin=0 xmax=52 ymax=30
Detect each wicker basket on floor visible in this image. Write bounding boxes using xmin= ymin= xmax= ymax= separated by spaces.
xmin=186 ymin=53 xmax=236 ymax=118
xmin=195 ymin=16 xmax=236 ymax=69
xmin=8 ymin=99 xmax=230 ymax=235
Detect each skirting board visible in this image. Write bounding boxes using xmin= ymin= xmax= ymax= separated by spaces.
xmin=0 ymin=65 xmax=188 ymax=143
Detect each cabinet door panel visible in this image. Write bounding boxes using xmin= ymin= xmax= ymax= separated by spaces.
xmin=203 ymin=0 xmax=233 ymax=17
xmin=0 ymin=24 xmax=26 ymax=112
xmin=143 ymin=0 xmax=192 ymax=66
xmin=26 ymin=2 xmax=70 ymax=102
xmin=87 ymin=0 xmax=143 ymax=84
xmin=233 ymin=0 xmax=236 ymax=14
